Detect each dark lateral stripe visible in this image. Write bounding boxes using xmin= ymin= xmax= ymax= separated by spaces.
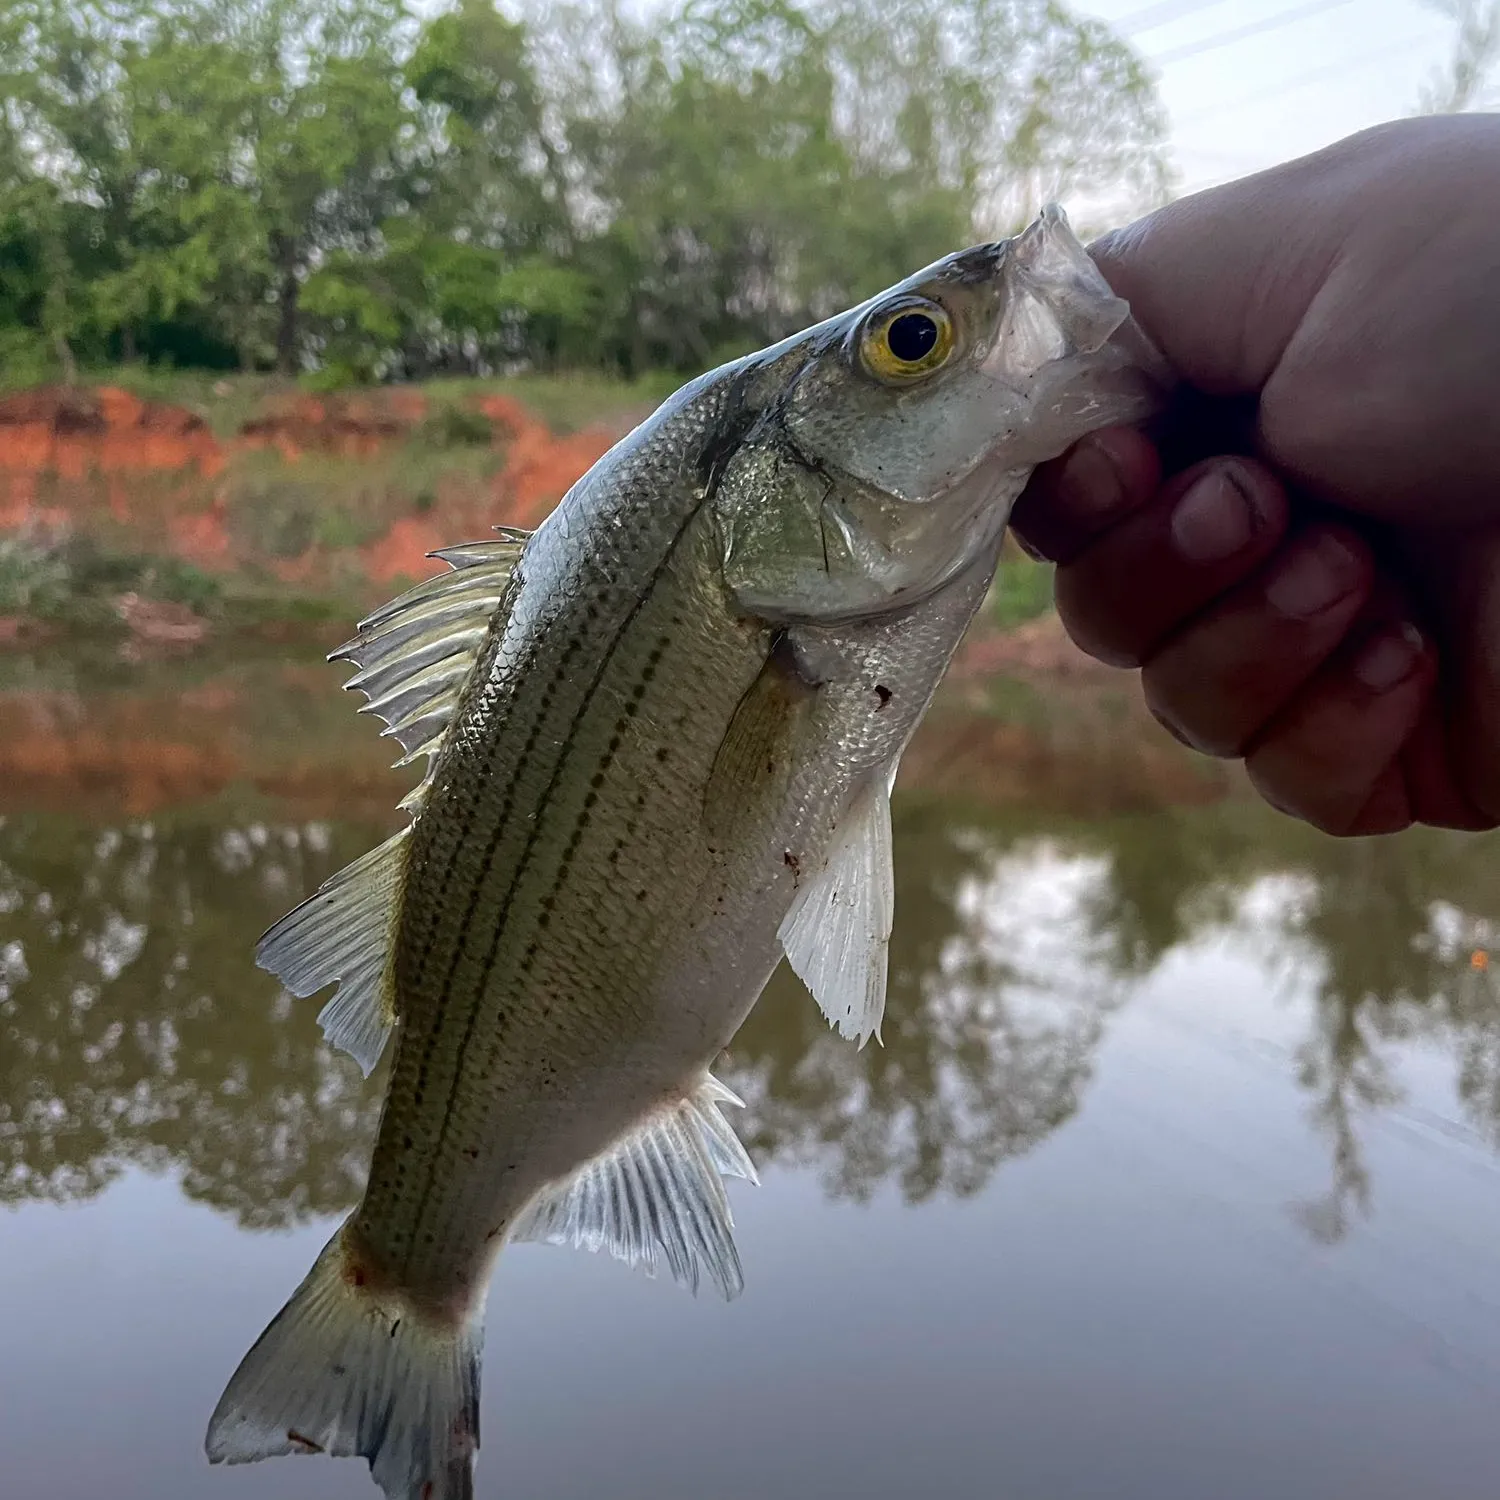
xmin=397 ymin=509 xmax=703 ymax=1273
xmin=472 ymin=630 xmax=673 ymax=1091
xmin=405 ymin=580 xmax=584 ymax=989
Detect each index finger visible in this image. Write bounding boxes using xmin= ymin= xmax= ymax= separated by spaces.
xmin=1011 ymin=426 xmax=1160 ymax=565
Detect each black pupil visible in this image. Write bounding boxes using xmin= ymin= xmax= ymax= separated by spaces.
xmin=886 ymin=311 xmax=938 ymax=363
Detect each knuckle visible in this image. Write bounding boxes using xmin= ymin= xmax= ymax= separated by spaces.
xmin=1142 ymin=665 xmax=1246 ymax=759
xmin=1054 ymin=575 xmax=1144 ymax=668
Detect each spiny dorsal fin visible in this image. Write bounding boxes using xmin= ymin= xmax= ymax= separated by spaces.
xmin=778 ymin=761 xmax=898 ymax=1049
xmin=258 ymin=528 xmax=530 ymax=1074
xmin=333 ymin=527 xmax=529 ymax=796
xmin=511 ymin=1074 xmax=758 ymax=1300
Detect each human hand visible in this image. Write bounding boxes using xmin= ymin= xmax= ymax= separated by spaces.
xmin=1012 ymin=115 xmax=1500 ymax=836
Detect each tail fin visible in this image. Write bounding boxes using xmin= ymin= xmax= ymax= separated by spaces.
xmin=205 ymin=1223 xmax=484 ymax=1500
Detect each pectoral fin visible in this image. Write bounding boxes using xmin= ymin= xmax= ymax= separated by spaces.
xmin=703 ymin=630 xmax=820 ymax=845
xmin=778 ymin=762 xmax=898 ymax=1048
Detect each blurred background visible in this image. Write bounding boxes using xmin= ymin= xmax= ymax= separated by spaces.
xmin=6 ymin=5 xmax=1500 ymax=1499
xmin=1 ymin=0 xmax=1492 ymax=395
xmin=1080 ymin=0 xmax=1494 ymax=196
xmin=1 ymin=0 xmax=1493 ymax=634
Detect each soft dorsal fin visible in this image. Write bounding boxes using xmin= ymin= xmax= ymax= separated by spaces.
xmin=255 ymin=831 xmax=410 ymax=1076
xmin=777 ymin=762 xmax=897 ymax=1049
xmin=511 ymin=1074 xmax=758 ymax=1299
xmin=256 ymin=529 xmax=529 ymax=1072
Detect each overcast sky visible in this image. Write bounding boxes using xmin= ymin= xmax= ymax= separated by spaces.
xmin=1074 ymin=0 xmax=1465 ymax=196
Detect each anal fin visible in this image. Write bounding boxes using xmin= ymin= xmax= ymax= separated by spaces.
xmin=511 ymin=1075 xmax=758 ymax=1300
xmin=778 ymin=762 xmax=897 ymax=1048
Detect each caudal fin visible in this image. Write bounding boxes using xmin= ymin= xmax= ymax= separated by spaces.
xmin=205 ymin=1223 xmax=483 ymax=1500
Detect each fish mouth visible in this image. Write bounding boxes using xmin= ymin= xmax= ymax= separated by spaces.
xmin=941 ymin=239 xmax=1008 ymax=287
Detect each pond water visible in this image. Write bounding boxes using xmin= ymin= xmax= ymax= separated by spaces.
xmin=4 ymin=640 xmax=1500 ymax=1500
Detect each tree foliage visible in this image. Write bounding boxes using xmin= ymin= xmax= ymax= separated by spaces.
xmin=1419 ymin=0 xmax=1500 ymax=114
xmin=0 ymin=0 xmax=1167 ymax=382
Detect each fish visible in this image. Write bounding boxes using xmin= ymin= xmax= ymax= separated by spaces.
xmin=204 ymin=203 xmax=1166 ymax=1500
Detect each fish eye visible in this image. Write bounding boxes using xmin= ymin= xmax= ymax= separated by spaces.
xmin=859 ymin=298 xmax=956 ymax=384
xmin=888 ymin=312 xmax=938 ymax=362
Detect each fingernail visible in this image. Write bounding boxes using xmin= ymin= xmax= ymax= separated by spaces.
xmin=1059 ymin=436 xmax=1123 ymax=518
xmin=1354 ymin=622 xmax=1424 ymax=691
xmin=1169 ymin=465 xmax=1256 ymax=563
xmin=1265 ymin=533 xmax=1360 ymax=620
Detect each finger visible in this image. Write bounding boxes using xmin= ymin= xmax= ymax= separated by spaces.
xmin=1141 ymin=524 xmax=1374 ymax=757
xmin=1401 ymin=701 xmax=1496 ymax=831
xmin=1011 ymin=426 xmax=1160 ymax=565
xmin=1089 ymin=162 xmax=1339 ymax=397
xmin=1245 ymin=621 xmax=1436 ymax=836
xmin=1428 ymin=532 xmax=1500 ymax=825
xmin=1053 ymin=457 xmax=1289 ymax=668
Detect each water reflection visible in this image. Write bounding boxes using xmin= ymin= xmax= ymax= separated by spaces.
xmin=5 ymin=728 xmax=1500 ymax=1247
xmin=734 ymin=817 xmax=1129 ymax=1204
xmin=0 ymin=812 xmax=384 ymax=1223
xmin=1252 ymin=835 xmax=1500 ymax=1242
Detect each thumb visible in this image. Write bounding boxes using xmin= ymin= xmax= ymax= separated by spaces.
xmin=1086 ymin=162 xmax=1347 ymax=399
xmin=1091 ymin=117 xmax=1500 ymax=521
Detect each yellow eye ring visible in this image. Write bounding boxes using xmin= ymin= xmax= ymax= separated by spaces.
xmin=858 ymin=299 xmax=955 ymax=383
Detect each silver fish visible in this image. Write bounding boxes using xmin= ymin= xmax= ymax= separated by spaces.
xmin=205 ymin=204 xmax=1165 ymax=1500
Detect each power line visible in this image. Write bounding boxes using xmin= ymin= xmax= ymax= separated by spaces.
xmin=1113 ymin=0 xmax=1234 ymax=35
xmin=1174 ymin=31 xmax=1436 ymax=125
xmin=1150 ymin=0 xmax=1358 ymax=66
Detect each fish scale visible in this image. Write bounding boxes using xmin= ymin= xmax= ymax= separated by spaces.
xmin=205 ymin=204 xmax=1168 ymax=1500
xmin=368 ymin=520 xmax=774 ymax=1291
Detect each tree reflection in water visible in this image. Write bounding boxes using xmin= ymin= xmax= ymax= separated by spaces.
xmin=1233 ymin=833 xmax=1500 ymax=1243
xmin=3 ymin=763 xmax=1500 ymax=1244
xmin=729 ymin=808 xmax=1129 ymax=1204
xmin=0 ymin=811 xmax=386 ymax=1223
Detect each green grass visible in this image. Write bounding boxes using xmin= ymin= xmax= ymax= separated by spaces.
xmin=0 ymin=530 xmax=224 ymax=626
xmin=0 ymin=365 xmax=682 ymax=639
xmin=417 ymin=369 xmax=679 ymax=433
xmin=0 ymin=523 xmax=369 ymax=634
xmin=64 ymin=366 xmax=293 ymax=439
xmin=988 ymin=547 xmax=1056 ymax=630
xmin=3 ymin=365 xmax=681 ymax=439
xmin=222 ymin=442 xmax=503 ymax=563
xmin=412 ymin=403 xmax=494 ymax=449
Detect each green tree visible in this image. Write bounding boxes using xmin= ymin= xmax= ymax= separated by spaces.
xmin=1419 ymin=0 xmax=1500 ymax=113
xmin=527 ymin=0 xmax=1167 ymax=374
xmin=0 ymin=0 xmax=416 ymax=375
xmin=301 ymin=0 xmax=594 ymax=379
xmin=822 ymin=0 xmax=1170 ymax=231
xmin=0 ymin=0 xmax=142 ymax=375
xmin=0 ymin=0 xmax=1171 ymax=382
xmin=176 ymin=0 xmax=414 ymax=373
